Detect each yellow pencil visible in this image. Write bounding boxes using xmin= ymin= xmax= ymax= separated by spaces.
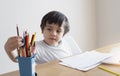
xmin=98 ymin=66 xmax=120 ymax=76
xmin=31 ymin=32 xmax=36 ymax=46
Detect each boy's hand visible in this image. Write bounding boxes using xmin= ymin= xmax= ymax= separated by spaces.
xmin=4 ymin=36 xmax=23 ymax=52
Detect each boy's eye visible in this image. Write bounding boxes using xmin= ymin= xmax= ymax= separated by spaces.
xmin=47 ymin=28 xmax=52 ymax=31
xmin=57 ymin=30 xmax=62 ymax=33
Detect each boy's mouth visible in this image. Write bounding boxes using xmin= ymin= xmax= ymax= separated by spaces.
xmin=49 ymin=38 xmax=56 ymax=41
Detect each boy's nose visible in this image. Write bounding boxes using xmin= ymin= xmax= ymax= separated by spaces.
xmin=51 ymin=31 xmax=57 ymax=36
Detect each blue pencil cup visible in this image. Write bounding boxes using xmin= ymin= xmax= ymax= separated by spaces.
xmin=17 ymin=55 xmax=36 ymax=76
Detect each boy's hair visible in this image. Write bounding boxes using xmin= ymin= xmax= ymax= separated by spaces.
xmin=40 ymin=11 xmax=70 ymax=35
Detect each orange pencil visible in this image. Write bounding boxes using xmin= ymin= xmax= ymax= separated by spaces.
xmin=20 ymin=48 xmax=26 ymax=57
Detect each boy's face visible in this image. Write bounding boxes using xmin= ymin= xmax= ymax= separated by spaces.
xmin=43 ymin=23 xmax=64 ymax=46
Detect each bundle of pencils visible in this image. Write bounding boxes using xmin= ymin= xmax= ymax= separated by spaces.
xmin=16 ymin=25 xmax=36 ymax=57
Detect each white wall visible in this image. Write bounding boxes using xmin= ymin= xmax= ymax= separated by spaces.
xmin=70 ymin=0 xmax=96 ymax=51
xmin=96 ymin=0 xmax=120 ymax=47
xmin=0 ymin=0 xmax=96 ymax=74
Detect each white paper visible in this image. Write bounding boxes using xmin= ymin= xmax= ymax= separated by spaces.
xmin=102 ymin=47 xmax=120 ymax=65
xmin=59 ymin=62 xmax=101 ymax=71
xmin=59 ymin=50 xmax=112 ymax=71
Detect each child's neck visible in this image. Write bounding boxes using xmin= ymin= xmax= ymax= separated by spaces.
xmin=43 ymin=40 xmax=60 ymax=46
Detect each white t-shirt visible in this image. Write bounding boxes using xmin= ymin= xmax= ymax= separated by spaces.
xmin=35 ymin=39 xmax=81 ymax=64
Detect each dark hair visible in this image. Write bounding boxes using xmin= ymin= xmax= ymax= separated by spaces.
xmin=40 ymin=11 xmax=70 ymax=35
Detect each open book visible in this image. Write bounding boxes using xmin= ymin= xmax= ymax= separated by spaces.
xmin=59 ymin=50 xmax=112 ymax=71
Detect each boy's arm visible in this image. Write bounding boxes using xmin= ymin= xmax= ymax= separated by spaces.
xmin=4 ymin=36 xmax=23 ymax=63
xmin=4 ymin=44 xmax=18 ymax=63
xmin=4 ymin=36 xmax=21 ymax=62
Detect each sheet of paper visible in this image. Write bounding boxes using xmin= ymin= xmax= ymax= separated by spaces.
xmin=60 ymin=62 xmax=101 ymax=71
xmin=102 ymin=47 xmax=120 ymax=65
xmin=59 ymin=50 xmax=112 ymax=71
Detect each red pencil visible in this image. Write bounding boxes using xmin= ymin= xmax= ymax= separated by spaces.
xmin=25 ymin=34 xmax=29 ymax=57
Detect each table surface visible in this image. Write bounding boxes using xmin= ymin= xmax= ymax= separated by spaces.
xmin=1 ymin=43 xmax=120 ymax=76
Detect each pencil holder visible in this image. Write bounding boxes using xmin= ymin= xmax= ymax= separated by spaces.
xmin=17 ymin=54 xmax=36 ymax=76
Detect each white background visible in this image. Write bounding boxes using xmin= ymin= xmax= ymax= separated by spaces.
xmin=1 ymin=0 xmax=120 ymax=74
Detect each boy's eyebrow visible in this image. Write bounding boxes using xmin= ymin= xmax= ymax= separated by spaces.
xmin=45 ymin=25 xmax=52 ymax=28
xmin=45 ymin=25 xmax=62 ymax=30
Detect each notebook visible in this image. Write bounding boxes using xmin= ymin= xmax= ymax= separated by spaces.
xmin=102 ymin=47 xmax=120 ymax=65
xmin=59 ymin=50 xmax=112 ymax=71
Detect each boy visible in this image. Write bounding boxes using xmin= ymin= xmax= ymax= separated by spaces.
xmin=4 ymin=11 xmax=82 ymax=63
